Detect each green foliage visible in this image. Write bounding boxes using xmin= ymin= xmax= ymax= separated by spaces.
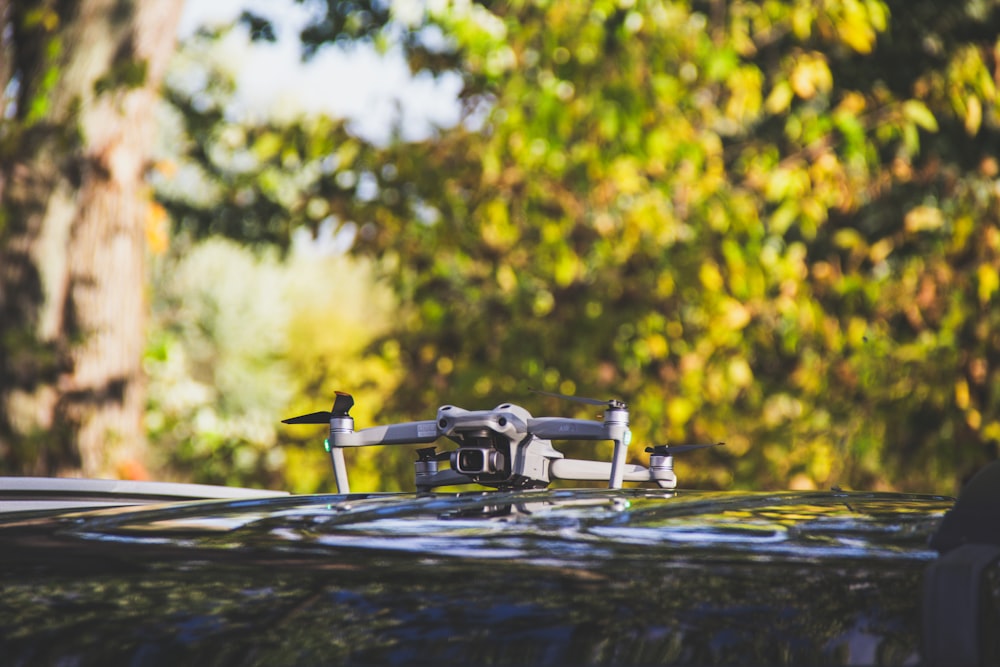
xmin=93 ymin=58 xmax=148 ymax=95
xmin=329 ymin=0 xmax=1000 ymax=493
xmin=145 ymin=236 xmax=399 ymax=491
xmin=154 ymin=30 xmax=364 ymax=248
xmin=155 ymin=0 xmax=1000 ymax=495
xmin=278 ymin=247 xmax=402 ymax=492
xmin=146 ymin=238 xmax=293 ymax=486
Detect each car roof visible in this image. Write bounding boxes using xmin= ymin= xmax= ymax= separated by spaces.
xmin=0 ymin=486 xmax=952 ymax=564
xmin=0 ymin=486 xmax=957 ymax=666
xmin=0 ymin=476 xmax=288 ymax=513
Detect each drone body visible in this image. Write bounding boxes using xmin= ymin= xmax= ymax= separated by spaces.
xmin=284 ymin=392 xmax=722 ymax=493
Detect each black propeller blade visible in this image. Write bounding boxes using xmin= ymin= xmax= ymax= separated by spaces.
xmin=282 ymin=411 xmax=334 ymax=425
xmin=531 ymin=388 xmax=627 ymax=410
xmin=282 ymin=391 xmax=355 ymax=425
xmin=645 ymin=442 xmax=725 ymax=456
xmin=331 ymin=391 xmax=355 ymax=415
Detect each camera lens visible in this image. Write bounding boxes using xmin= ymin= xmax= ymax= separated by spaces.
xmin=451 ymin=447 xmax=507 ymax=476
xmin=457 ymin=449 xmax=486 ymax=473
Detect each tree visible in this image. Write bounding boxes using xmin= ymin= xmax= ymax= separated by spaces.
xmin=239 ymin=0 xmax=998 ymax=493
xmin=0 ymin=0 xmax=184 ymax=478
xmin=359 ymin=0 xmax=1000 ymax=493
xmin=139 ymin=0 xmax=1000 ymax=493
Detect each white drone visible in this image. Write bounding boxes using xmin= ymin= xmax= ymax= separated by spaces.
xmin=283 ymin=391 xmax=722 ymax=493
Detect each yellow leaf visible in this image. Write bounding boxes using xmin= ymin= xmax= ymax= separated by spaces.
xmin=833 ymin=228 xmax=864 ymax=250
xmin=336 ymin=141 xmax=360 ymax=168
xmin=847 ymin=317 xmax=867 ymax=346
xmin=656 ymin=273 xmax=675 ymax=298
xmin=977 ymin=264 xmax=999 ymax=305
xmin=609 ymin=157 xmax=644 ymax=195
xmin=25 ymin=8 xmax=60 ymax=31
xmin=955 ymin=379 xmax=970 ymax=410
xmin=482 ymin=199 xmax=517 ymax=250
xmin=667 ymin=397 xmax=695 ymax=427
xmin=837 ymin=91 xmax=866 ymax=114
xmin=790 ymin=54 xmax=832 ymax=99
xmin=553 ymin=251 xmax=579 ymax=287
xmin=765 ymin=81 xmax=793 ymax=114
xmin=699 ymin=262 xmax=724 ymax=292
xmin=904 ymin=205 xmax=943 ymax=232
xmin=532 ymin=290 xmax=554 ymax=316
xmin=727 ymin=357 xmax=753 ymax=388
xmin=965 ymin=95 xmax=983 ymax=135
xmin=984 ymin=421 xmax=1000 ymax=442
xmin=145 ymin=201 xmax=169 ymax=255
xmin=869 ymin=238 xmax=894 ymax=263
xmin=791 ymin=5 xmax=814 ymax=40
xmin=497 ymin=264 xmax=517 ymax=293
xmin=645 ymin=334 xmax=668 ymax=359
xmin=252 ymin=132 xmax=283 ymax=161
xmin=721 ymin=298 xmax=751 ymax=330
xmin=809 ymin=444 xmax=833 ymax=482
xmin=153 ymin=159 xmax=178 ymax=178
xmin=837 ymin=11 xmax=877 ymax=54
xmin=769 ymin=201 xmax=799 ymax=235
xmin=902 ymin=100 xmax=939 ymax=132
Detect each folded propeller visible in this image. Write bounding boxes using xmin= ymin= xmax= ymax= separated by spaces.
xmin=530 ymin=388 xmax=627 ymax=410
xmin=282 ymin=391 xmax=355 ymax=425
xmin=645 ymin=442 xmax=725 ymax=456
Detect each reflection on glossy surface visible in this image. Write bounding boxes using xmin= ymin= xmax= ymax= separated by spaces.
xmin=0 ymin=489 xmax=952 ymax=665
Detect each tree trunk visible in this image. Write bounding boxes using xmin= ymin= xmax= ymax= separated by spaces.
xmin=0 ymin=0 xmax=183 ymax=478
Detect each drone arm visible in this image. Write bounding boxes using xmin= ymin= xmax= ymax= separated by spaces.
xmin=527 ymin=417 xmax=633 ymax=488
xmin=526 ymin=417 xmax=615 ymax=441
xmin=550 ymin=458 xmax=648 ymax=481
xmin=415 ymin=468 xmax=470 ymax=492
xmin=550 ymin=458 xmax=677 ymax=488
xmin=327 ymin=419 xmax=441 ymax=493
xmin=330 ymin=420 xmax=440 ymax=448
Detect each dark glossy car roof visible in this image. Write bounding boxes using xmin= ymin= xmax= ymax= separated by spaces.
xmin=0 ymin=487 xmax=955 ymax=666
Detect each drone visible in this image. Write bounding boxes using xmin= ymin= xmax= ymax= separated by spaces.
xmin=283 ymin=390 xmax=723 ymax=493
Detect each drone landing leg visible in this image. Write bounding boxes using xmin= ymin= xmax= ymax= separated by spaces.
xmin=330 ymin=447 xmax=350 ymax=493
xmin=608 ymin=439 xmax=627 ymax=489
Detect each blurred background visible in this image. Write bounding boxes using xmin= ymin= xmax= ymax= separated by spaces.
xmin=1 ymin=0 xmax=998 ymax=495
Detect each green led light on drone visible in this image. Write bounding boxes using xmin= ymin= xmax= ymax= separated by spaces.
xmin=324 ymin=438 xmax=331 ymax=452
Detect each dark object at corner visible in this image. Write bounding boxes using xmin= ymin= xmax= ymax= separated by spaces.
xmin=924 ymin=461 xmax=1000 ymax=667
